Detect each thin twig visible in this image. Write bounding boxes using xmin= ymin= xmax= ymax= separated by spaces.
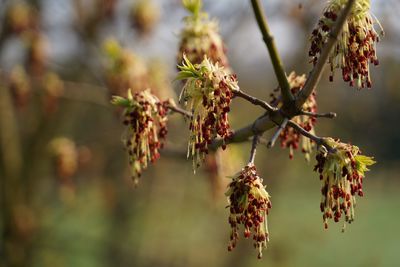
xmin=296 ymin=0 xmax=356 ymax=108
xmin=249 ymin=134 xmax=260 ymax=164
xmin=300 ymin=111 xmax=337 ymax=119
xmin=250 ymin=0 xmax=294 ymax=105
xmin=286 ymin=120 xmax=334 ymax=152
xmin=267 ymin=118 xmax=288 ymax=148
xmin=166 ymin=100 xmax=193 ymax=118
xmin=210 ymin=113 xmax=276 ymax=150
xmin=234 ymin=89 xmax=277 ymax=113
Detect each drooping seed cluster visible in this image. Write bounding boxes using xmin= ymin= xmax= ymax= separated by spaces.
xmin=177 ymin=55 xmax=238 ymax=169
xmin=177 ymin=6 xmax=229 ymax=68
xmin=226 ymin=164 xmax=271 ymax=259
xmin=309 ymin=0 xmax=383 ymax=89
xmin=270 ymin=72 xmax=318 ymax=160
xmin=112 ymin=89 xmax=168 ymax=184
xmin=314 ymin=138 xmax=375 ymax=230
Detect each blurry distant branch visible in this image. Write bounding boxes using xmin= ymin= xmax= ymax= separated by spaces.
xmin=296 ymin=0 xmax=356 ymax=108
xmin=250 ymin=0 xmax=294 ymax=105
xmin=61 ymin=81 xmax=110 ymax=108
xmin=0 ymin=68 xmax=111 ymax=108
xmin=0 ymin=82 xmax=24 ymax=267
xmin=0 ymin=82 xmax=23 ymax=182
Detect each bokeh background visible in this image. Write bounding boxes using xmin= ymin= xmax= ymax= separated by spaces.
xmin=1 ymin=0 xmax=400 ymax=267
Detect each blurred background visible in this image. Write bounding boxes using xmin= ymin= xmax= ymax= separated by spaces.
xmin=0 ymin=0 xmax=399 ymax=267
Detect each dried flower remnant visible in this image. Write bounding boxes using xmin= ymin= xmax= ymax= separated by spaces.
xmin=176 ymin=55 xmax=237 ymax=169
xmin=49 ymin=137 xmax=79 ymax=179
xmin=9 ymin=66 xmax=31 ymax=109
xmin=314 ymin=138 xmax=375 ymax=230
xmin=309 ymin=0 xmax=383 ymax=89
xmin=226 ymin=164 xmax=271 ymax=259
xmin=26 ymin=32 xmax=48 ymax=75
xmin=178 ymin=0 xmax=229 ymax=68
xmin=103 ymin=39 xmax=149 ymax=97
xmin=270 ymin=72 xmax=318 ymax=160
xmin=6 ymin=2 xmax=38 ymax=35
xmin=111 ymin=89 xmax=168 ymax=184
xmin=74 ymin=0 xmax=117 ymax=36
xmin=130 ymin=0 xmax=160 ymax=35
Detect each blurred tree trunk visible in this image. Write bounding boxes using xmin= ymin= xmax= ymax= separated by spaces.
xmin=0 ymin=84 xmax=31 ymax=267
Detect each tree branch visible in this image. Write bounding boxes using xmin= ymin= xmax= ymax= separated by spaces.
xmin=166 ymin=100 xmax=193 ymax=118
xmin=267 ymin=118 xmax=288 ymax=148
xmin=286 ymin=120 xmax=334 ymax=152
xmin=300 ymin=111 xmax=337 ymax=119
xmin=296 ymin=0 xmax=356 ymax=109
xmin=234 ymin=89 xmax=277 ymax=113
xmin=210 ymin=113 xmax=279 ymax=149
xmin=250 ymin=0 xmax=294 ymax=105
xmin=249 ymin=134 xmax=260 ymax=164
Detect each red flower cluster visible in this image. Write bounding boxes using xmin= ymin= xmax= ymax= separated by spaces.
xmin=112 ymin=89 xmax=168 ymax=183
xmin=226 ymin=164 xmax=271 ymax=259
xmin=313 ymin=138 xmax=375 ymax=230
xmin=309 ymin=0 xmax=383 ymax=89
xmin=177 ymin=56 xmax=237 ymax=169
xmin=270 ymin=72 xmax=318 ymax=160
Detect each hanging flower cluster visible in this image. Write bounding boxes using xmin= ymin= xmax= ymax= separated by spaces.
xmin=103 ymin=39 xmax=149 ymax=97
xmin=226 ymin=164 xmax=272 ymax=259
xmin=130 ymin=0 xmax=160 ymax=35
xmin=111 ymin=89 xmax=168 ymax=184
xmin=49 ymin=137 xmax=79 ymax=179
xmin=309 ymin=0 xmax=383 ymax=88
xmin=177 ymin=55 xmax=238 ymax=169
xmin=103 ymin=39 xmax=174 ymax=99
xmin=270 ymin=72 xmax=318 ymax=160
xmin=178 ymin=0 xmax=229 ymax=68
xmin=314 ymin=138 xmax=375 ymax=230
xmin=5 ymin=2 xmax=39 ymax=35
